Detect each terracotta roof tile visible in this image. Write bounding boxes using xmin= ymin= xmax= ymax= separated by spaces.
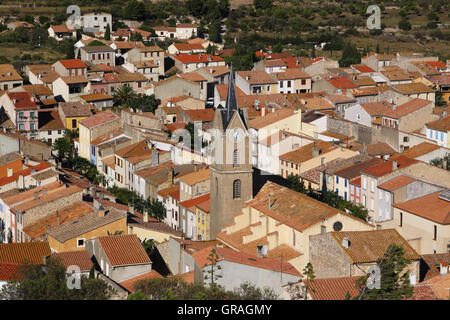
xmin=306 ymin=276 xmax=360 ymax=300
xmin=393 ymin=82 xmax=435 ymax=94
xmin=377 ymin=175 xmax=417 ymax=191
xmin=179 ymin=168 xmax=210 ymax=185
xmin=174 ymin=53 xmax=224 ymax=64
xmin=22 ymin=201 xmax=94 ymax=240
xmin=119 ymin=270 xmax=163 ymax=292
xmin=79 ymin=110 xmax=119 ymax=128
xmin=280 ymin=141 xmax=336 ymax=164
xmin=0 ymin=262 xmax=21 ymax=281
xmin=401 ymin=142 xmax=441 ymax=159
xmin=362 ymin=155 xmax=418 ymax=177
xmin=383 ymin=98 xmax=432 ymax=119
xmin=326 ymin=76 xmax=358 ymax=89
xmin=249 ymin=108 xmax=295 ymax=129
xmin=393 ymin=192 xmax=450 ymax=225
xmin=237 ymin=70 xmax=277 ymax=85
xmin=426 ymin=116 xmax=450 ymax=132
xmin=331 ymin=229 xmax=420 ymax=263
xmin=0 ymin=242 xmax=51 ymax=264
xmin=179 ymin=193 xmax=210 ymax=210
xmin=51 ymin=250 xmax=93 ymax=271
xmin=0 ymin=64 xmax=22 ymax=81
xmin=420 ymin=273 xmax=450 ymax=299
xmin=58 ymin=59 xmax=86 ymax=69
xmin=98 ymin=234 xmax=151 ymax=267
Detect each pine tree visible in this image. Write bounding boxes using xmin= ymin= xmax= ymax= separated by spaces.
xmin=302 ymin=262 xmax=315 ymax=300
xmin=357 ymin=244 xmax=414 ymax=300
xmin=204 ymin=249 xmax=222 ymax=286
xmin=104 ymin=24 xmax=111 ymax=40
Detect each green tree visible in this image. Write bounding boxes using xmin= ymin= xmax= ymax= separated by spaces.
xmin=339 ymin=42 xmax=361 ymax=67
xmin=254 ymin=0 xmax=273 ymax=10
xmin=149 ymin=199 xmax=166 ymax=220
xmin=204 ymin=249 xmax=222 ymax=286
xmin=127 ymin=289 xmax=150 ymax=300
xmin=356 ymin=244 xmax=414 ymax=300
xmin=302 ymin=262 xmax=315 ymax=300
xmin=113 ymin=85 xmax=137 ymax=108
xmin=398 ymin=18 xmax=411 ymax=31
xmin=0 ymin=259 xmax=113 ymax=300
xmin=104 ymin=24 xmax=111 ymax=40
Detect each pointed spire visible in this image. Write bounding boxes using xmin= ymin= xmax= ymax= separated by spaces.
xmin=225 ymin=64 xmax=238 ymax=124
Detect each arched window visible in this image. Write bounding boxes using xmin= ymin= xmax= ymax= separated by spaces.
xmin=233 ymin=149 xmax=240 ymax=167
xmin=233 ymin=179 xmax=241 ymax=199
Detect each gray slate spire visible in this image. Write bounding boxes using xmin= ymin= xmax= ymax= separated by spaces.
xmin=225 ymin=65 xmax=238 ymax=124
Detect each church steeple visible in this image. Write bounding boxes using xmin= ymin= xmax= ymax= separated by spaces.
xmin=225 ymin=65 xmax=238 ymax=124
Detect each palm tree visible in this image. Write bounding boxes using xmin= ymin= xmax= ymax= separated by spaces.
xmin=113 ymin=85 xmax=136 ymax=108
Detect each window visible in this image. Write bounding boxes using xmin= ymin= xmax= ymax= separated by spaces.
xmin=344 ymin=179 xmax=347 ymax=187
xmin=30 ymin=123 xmax=35 ymax=130
xmin=233 ymin=149 xmax=239 ymax=167
xmin=301 ymin=79 xmax=306 ymax=85
xmin=433 ymin=225 xmax=437 ymax=240
xmin=336 ymin=176 xmax=339 ymax=184
xmin=362 ymin=177 xmax=367 ymax=190
xmin=19 ymin=124 xmax=25 ymax=131
xmin=370 ymin=198 xmax=374 ymax=211
xmin=77 ymin=238 xmax=85 ymax=247
xmin=344 ymin=191 xmax=347 ymax=201
xmin=233 ymin=180 xmax=241 ymax=199
xmin=399 ymin=212 xmax=403 ymax=227
xmin=356 ymin=113 xmax=361 ymax=121
xmin=48 ymin=130 xmax=52 ymax=135
xmin=370 ymin=180 xmax=375 ymax=192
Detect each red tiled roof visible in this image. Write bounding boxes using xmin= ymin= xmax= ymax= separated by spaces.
xmin=377 ymin=175 xmax=417 ymax=191
xmin=192 ymin=246 xmax=302 ymax=277
xmin=7 ymin=92 xmax=38 ymax=109
xmin=383 ymin=98 xmax=432 ymax=119
xmin=393 ymin=192 xmax=450 ymax=225
xmin=352 ymin=64 xmax=375 ymax=73
xmin=0 ymin=242 xmax=51 ymax=265
xmin=306 ymin=276 xmax=360 ymax=300
xmin=119 ymin=270 xmax=163 ymax=292
xmin=79 ymin=110 xmax=119 ymax=128
xmin=407 ymin=284 xmax=440 ymax=300
xmin=0 ymin=262 xmax=21 ymax=281
xmin=173 ymin=43 xmax=205 ymax=51
xmin=327 ymin=76 xmax=358 ymax=89
xmin=174 ymin=53 xmax=224 ymax=64
xmin=98 ymin=234 xmax=151 ymax=267
xmin=179 ymin=193 xmax=210 ymax=210
xmin=51 ymin=25 xmax=74 ymax=33
xmin=425 ymin=61 xmax=447 ymax=70
xmin=362 ymin=155 xmax=418 ymax=177
xmin=51 ymin=250 xmax=93 ymax=271
xmin=58 ymin=59 xmax=87 ymax=69
xmin=182 ymin=108 xmax=215 ymax=122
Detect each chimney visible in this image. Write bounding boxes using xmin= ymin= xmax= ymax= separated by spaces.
xmin=261 ymin=106 xmax=266 ymax=117
xmin=392 ymin=160 xmax=398 ymax=171
xmin=98 ymin=205 xmax=106 ymax=217
xmin=342 ymin=237 xmax=351 ymax=248
xmin=152 ymin=149 xmax=159 ymax=166
xmin=42 ymin=189 xmax=47 ymax=196
xmin=440 ymin=261 xmax=449 ymax=275
xmin=321 ymin=157 xmax=325 ymax=165
xmin=143 ymin=211 xmax=149 ymax=222
xmin=34 ymin=191 xmax=39 ymax=200
xmin=320 ymin=225 xmax=326 ymax=234
xmin=168 ymin=168 xmax=174 ymax=186
xmin=257 ymin=245 xmax=264 ymax=258
xmin=312 ymin=143 xmax=320 ymax=158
